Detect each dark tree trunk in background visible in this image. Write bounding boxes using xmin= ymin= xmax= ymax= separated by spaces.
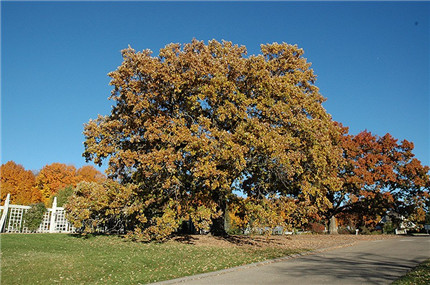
xmin=210 ymin=198 xmax=227 ymax=236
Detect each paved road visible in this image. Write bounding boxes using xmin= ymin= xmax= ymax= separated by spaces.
xmin=156 ymin=236 xmax=430 ymax=285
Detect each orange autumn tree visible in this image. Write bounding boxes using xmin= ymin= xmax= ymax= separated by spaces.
xmin=36 ymin=163 xmax=79 ymax=202
xmin=36 ymin=163 xmax=106 ymax=204
xmin=76 ymin=165 xmax=106 ymax=183
xmin=0 ymin=161 xmax=41 ymax=205
xmin=325 ymin=126 xmax=430 ymax=232
xmin=79 ymin=39 xmax=344 ymax=239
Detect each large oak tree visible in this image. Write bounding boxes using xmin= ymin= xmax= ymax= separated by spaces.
xmin=82 ymin=39 xmax=344 ymax=236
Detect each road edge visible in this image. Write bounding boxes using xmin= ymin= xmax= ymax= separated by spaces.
xmin=149 ymin=238 xmax=387 ymax=285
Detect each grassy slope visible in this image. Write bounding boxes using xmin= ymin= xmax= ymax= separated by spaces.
xmin=0 ymin=234 xmax=305 ymax=284
xmin=392 ymin=259 xmax=430 ymax=285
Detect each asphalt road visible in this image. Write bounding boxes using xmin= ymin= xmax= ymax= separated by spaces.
xmin=155 ymin=236 xmax=430 ymax=285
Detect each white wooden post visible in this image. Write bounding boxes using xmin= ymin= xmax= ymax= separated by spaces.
xmin=0 ymin=194 xmax=11 ymax=232
xmin=49 ymin=197 xmax=57 ymax=233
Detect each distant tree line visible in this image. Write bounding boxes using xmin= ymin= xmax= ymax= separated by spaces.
xmin=0 ymin=161 xmax=105 ymax=206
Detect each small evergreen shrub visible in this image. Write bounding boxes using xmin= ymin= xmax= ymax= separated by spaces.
xmin=23 ymin=203 xmax=46 ymax=232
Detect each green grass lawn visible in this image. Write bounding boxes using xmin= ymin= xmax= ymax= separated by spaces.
xmin=392 ymin=259 xmax=430 ymax=285
xmin=0 ymin=234 xmax=305 ymax=284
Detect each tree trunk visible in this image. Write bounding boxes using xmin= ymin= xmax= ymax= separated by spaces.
xmin=328 ymin=216 xmax=338 ymax=234
xmin=210 ymin=198 xmax=227 ymax=236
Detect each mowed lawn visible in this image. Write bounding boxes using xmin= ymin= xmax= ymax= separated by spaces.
xmin=0 ymin=234 xmax=305 ymax=284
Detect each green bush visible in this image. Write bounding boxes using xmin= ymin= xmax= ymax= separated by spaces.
xmin=49 ymin=185 xmax=74 ymax=207
xmin=23 ymin=203 xmax=47 ymax=232
xmin=383 ymin=222 xmax=395 ymax=234
xmin=359 ymin=226 xmax=382 ymax=235
xmin=359 ymin=226 xmax=371 ymax=235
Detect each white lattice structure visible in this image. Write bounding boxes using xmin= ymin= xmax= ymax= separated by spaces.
xmin=7 ymin=205 xmax=29 ymax=233
xmin=54 ymin=208 xmax=74 ymax=232
xmin=39 ymin=211 xmax=52 ymax=232
xmin=0 ymin=194 xmax=75 ymax=233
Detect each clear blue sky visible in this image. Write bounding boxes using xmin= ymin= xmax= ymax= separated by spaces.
xmin=2 ymin=1 xmax=429 ymax=173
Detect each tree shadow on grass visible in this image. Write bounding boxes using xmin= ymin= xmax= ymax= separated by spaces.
xmin=67 ymin=232 xmax=112 ymax=239
xmin=66 ymin=232 xmax=292 ymax=247
xmin=171 ymin=234 xmax=199 ymax=244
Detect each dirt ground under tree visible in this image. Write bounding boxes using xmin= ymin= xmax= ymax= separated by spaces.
xmin=170 ymin=234 xmax=399 ymax=251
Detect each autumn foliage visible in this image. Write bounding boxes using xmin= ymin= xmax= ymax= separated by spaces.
xmin=78 ymin=39 xmax=345 ymax=238
xmin=65 ymin=181 xmax=133 ymax=233
xmin=69 ymin=39 xmax=429 ymax=239
xmin=77 ymin=165 xmax=106 ymax=183
xmin=36 ymin=163 xmax=79 ymax=201
xmin=0 ymin=161 xmax=105 ymax=205
xmin=227 ymin=196 xmax=317 ymax=236
xmin=0 ymin=161 xmax=41 ymax=205
xmin=325 ymin=126 xmax=430 ymax=231
xmin=5 ymin=41 xmax=428 ymax=239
